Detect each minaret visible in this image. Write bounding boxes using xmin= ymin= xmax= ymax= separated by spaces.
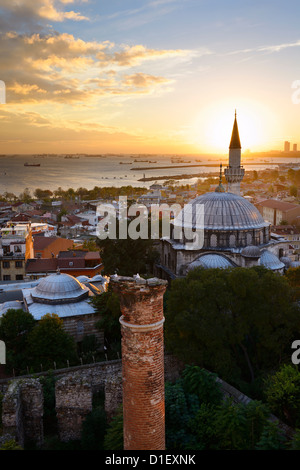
xmin=110 ymin=275 xmax=167 ymax=451
xmin=224 ymin=110 xmax=245 ymax=195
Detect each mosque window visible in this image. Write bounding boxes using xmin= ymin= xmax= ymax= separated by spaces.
xmin=77 ymin=321 xmax=84 ymax=335
xmin=229 ymin=234 xmax=236 ymax=247
xmin=210 ymin=234 xmax=217 ymax=248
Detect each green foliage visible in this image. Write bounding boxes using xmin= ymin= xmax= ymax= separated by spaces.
xmin=0 ymin=439 xmax=23 ymax=450
xmin=165 ymin=365 xmax=276 ymax=450
xmin=39 ymin=372 xmax=58 ymax=436
xmin=255 ymin=421 xmax=287 ymax=450
xmin=290 ymin=428 xmax=300 ymax=450
xmin=26 ymin=313 xmax=78 ymax=371
xmin=264 ymin=365 xmax=300 ymax=427
xmin=92 ymin=288 xmax=121 ymax=346
xmin=81 ymin=407 xmax=107 ymax=450
xmin=103 ymin=406 xmax=124 ymax=450
xmin=96 ymin=217 xmax=159 ymax=277
xmin=0 ymin=308 xmax=36 ymax=373
xmin=40 ymin=373 xmax=57 ymax=419
xmin=165 ymin=266 xmax=299 ymax=388
xmin=165 ymin=380 xmax=200 ymax=450
xmin=181 ymin=365 xmax=222 ymax=406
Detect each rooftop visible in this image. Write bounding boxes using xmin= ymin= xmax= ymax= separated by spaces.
xmin=256 ymin=199 xmax=300 ymax=211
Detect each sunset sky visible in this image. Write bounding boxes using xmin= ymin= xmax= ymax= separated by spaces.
xmin=0 ymin=0 xmax=300 ymax=155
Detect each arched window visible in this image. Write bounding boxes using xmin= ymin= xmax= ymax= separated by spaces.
xmin=77 ymin=321 xmax=84 ymax=336
xmin=229 ymin=234 xmax=236 ymax=247
xmin=246 ymin=233 xmax=252 ymax=245
xmin=210 ymin=234 xmax=217 ymax=248
xmin=260 ymin=231 xmax=264 ymax=244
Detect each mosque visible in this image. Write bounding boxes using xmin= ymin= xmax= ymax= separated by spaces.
xmin=156 ymin=112 xmax=288 ymax=280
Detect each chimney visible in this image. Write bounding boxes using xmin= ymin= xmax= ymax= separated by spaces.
xmin=110 ymin=275 xmax=167 ymax=451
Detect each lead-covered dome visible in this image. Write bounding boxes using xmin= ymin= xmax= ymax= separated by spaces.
xmin=31 ymin=272 xmax=89 ymax=304
xmin=260 ymin=250 xmax=285 ymax=271
xmin=187 ymin=253 xmax=235 ymax=271
xmin=173 ymin=191 xmax=269 ymax=231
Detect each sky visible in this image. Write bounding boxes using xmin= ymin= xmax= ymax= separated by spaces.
xmin=0 ymin=0 xmax=300 ymax=155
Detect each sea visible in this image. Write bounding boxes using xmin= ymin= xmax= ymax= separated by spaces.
xmin=0 ymin=153 xmax=298 ymax=196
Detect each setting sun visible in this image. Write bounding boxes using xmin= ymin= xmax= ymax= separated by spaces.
xmin=187 ymin=98 xmax=283 ymax=154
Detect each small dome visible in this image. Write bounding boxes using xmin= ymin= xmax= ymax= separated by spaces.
xmin=187 ymin=253 xmax=235 ymax=271
xmin=31 ymin=272 xmax=89 ymax=304
xmin=90 ymin=274 xmax=105 ymax=283
xmin=280 ymin=256 xmax=292 ymax=268
xmin=241 ymin=245 xmax=261 ymax=258
xmin=260 ymin=250 xmax=285 ymax=271
xmin=76 ymin=275 xmax=90 ymax=282
xmin=290 ymin=261 xmax=300 ymax=268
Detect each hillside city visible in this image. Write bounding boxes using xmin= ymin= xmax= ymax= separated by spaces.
xmin=1 ymin=136 xmax=300 ymax=451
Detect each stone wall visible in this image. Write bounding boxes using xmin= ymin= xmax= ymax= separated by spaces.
xmin=55 ymin=374 xmax=93 ymax=442
xmin=0 ymin=355 xmax=183 ymax=447
xmin=2 ymin=378 xmax=43 ymax=448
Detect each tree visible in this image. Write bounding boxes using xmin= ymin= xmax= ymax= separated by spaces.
xmin=91 ymin=287 xmax=121 ymax=348
xmin=26 ymin=313 xmax=77 ymax=371
xmin=165 ymin=266 xmax=300 ymax=388
xmin=103 ymin=406 xmax=124 ymax=450
xmin=34 ymin=188 xmax=53 ymax=200
xmin=264 ymin=365 xmax=300 ymax=428
xmin=81 ymin=407 xmax=107 ymax=450
xmin=285 ymin=266 xmax=300 ymax=300
xmin=97 ymin=231 xmax=159 ymax=277
xmin=0 ymin=308 xmax=36 ymax=373
xmin=181 ymin=365 xmax=222 ymax=407
xmin=19 ymin=187 xmax=32 ymax=203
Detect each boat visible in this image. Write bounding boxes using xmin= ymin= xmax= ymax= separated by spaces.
xmin=24 ymin=162 xmax=41 ymax=167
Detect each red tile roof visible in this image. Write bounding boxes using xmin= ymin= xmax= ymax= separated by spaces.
xmin=256 ymin=199 xmax=300 ymax=211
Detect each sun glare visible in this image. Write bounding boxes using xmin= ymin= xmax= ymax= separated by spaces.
xmin=189 ymin=99 xmax=280 ymax=154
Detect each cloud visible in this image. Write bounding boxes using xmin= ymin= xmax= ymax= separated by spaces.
xmin=0 ymin=31 xmax=191 ymax=104
xmin=122 ymin=72 xmax=172 ymax=88
xmin=228 ymin=39 xmax=300 ymax=56
xmin=0 ymin=0 xmax=89 ymax=25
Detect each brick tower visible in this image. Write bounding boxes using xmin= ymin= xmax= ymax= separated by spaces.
xmin=110 ymin=275 xmax=167 ymax=451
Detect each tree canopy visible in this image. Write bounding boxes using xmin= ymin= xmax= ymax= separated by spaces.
xmin=165 ymin=266 xmax=300 ymax=391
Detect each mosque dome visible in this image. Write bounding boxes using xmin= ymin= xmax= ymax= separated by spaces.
xmin=260 ymin=250 xmax=285 ymax=271
xmin=280 ymin=256 xmax=292 ymax=268
xmin=241 ymin=245 xmax=261 ymax=258
xmin=173 ymin=191 xmax=269 ymax=232
xmin=76 ymin=275 xmax=90 ymax=282
xmin=31 ymin=272 xmax=90 ymax=304
xmin=187 ymin=253 xmax=235 ymax=271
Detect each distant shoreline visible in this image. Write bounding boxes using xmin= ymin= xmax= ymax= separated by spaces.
xmin=132 ymin=162 xmax=282 ymax=172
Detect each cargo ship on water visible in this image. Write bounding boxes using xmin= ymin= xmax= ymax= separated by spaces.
xmin=24 ymin=162 xmax=41 ymax=167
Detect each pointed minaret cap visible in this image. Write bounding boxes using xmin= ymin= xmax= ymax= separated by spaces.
xmin=229 ymin=110 xmax=241 ymax=149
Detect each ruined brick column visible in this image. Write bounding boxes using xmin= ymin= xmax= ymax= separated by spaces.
xmin=111 ymin=275 xmax=167 ymax=451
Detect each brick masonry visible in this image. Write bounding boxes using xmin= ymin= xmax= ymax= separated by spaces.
xmin=110 ymin=275 xmax=168 ymax=451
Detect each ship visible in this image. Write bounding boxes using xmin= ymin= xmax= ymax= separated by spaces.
xmin=24 ymin=162 xmax=41 ymax=167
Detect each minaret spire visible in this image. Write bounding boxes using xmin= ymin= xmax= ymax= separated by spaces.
xmin=224 ymin=110 xmax=245 ymax=195
xmin=229 ymin=109 xmax=241 ymax=150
